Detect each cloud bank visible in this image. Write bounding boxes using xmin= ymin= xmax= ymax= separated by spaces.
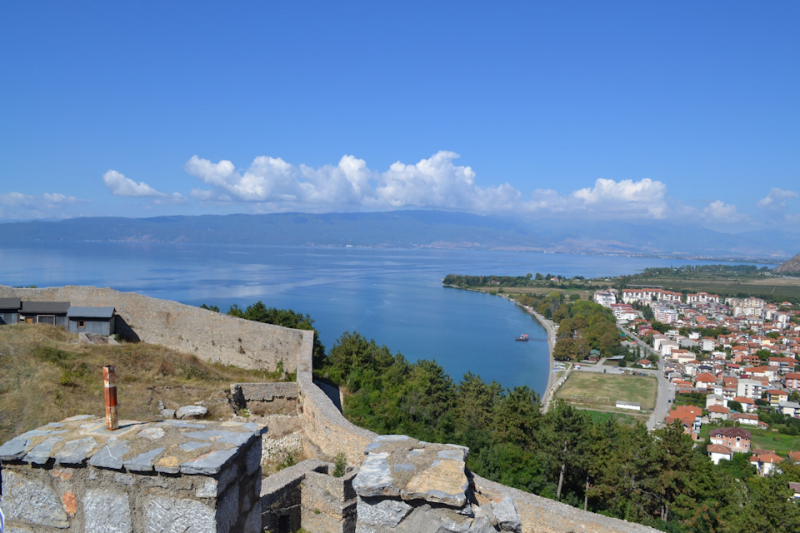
xmin=0 ymin=192 xmax=86 ymax=220
xmin=186 ymin=151 xmax=711 ymax=220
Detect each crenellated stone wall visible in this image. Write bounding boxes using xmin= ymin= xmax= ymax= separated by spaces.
xmin=0 ymin=285 xmax=305 ymax=372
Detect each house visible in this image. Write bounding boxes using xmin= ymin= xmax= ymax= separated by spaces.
xmin=736 ymin=379 xmax=763 ymax=400
xmin=769 ymin=357 xmax=797 ymax=372
xmin=766 ymin=389 xmax=789 ymax=406
xmin=19 ymin=301 xmax=70 ymax=328
xmin=788 ymin=451 xmax=800 ymax=464
xmin=637 ymin=359 xmax=653 ymax=369
xmin=706 ymin=394 xmax=727 ymax=409
xmin=695 ymin=372 xmax=717 ymax=390
xmin=707 ymin=404 xmax=731 ymax=421
xmin=66 ymin=307 xmax=116 ymax=336
xmin=701 ymin=338 xmax=716 ymax=352
xmin=789 ymin=482 xmax=800 ymax=501
xmin=785 ymin=372 xmax=800 ymax=390
xmin=709 ymin=427 xmax=751 ymax=453
xmin=707 ymin=444 xmax=733 ymax=465
xmin=750 ymin=451 xmax=783 ymax=476
xmin=732 ymin=413 xmax=762 ymax=427
xmin=778 ymin=401 xmax=800 ymax=417
xmin=594 ymin=291 xmax=616 ymax=308
xmin=0 ymin=297 xmax=21 ymax=325
xmin=666 ymin=405 xmax=703 ymax=440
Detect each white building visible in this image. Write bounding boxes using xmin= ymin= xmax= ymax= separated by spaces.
xmin=593 ymin=290 xmax=616 ymax=307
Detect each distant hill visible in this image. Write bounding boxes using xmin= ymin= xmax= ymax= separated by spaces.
xmin=775 ymin=252 xmax=800 ymax=273
xmin=0 ymin=210 xmax=796 ymax=261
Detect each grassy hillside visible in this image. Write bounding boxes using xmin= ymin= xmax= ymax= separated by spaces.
xmin=0 ymin=324 xmax=278 ymax=445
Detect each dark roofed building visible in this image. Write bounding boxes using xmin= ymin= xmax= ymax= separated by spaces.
xmin=20 ymin=301 xmax=70 ymax=327
xmin=0 ymin=297 xmax=21 ymax=325
xmin=67 ymin=307 xmax=116 ymax=336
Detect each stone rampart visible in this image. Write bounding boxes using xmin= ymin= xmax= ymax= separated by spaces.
xmin=473 ymin=475 xmax=659 ymax=533
xmin=0 ymin=285 xmax=305 ymax=372
xmin=295 ymin=331 xmax=377 ymax=464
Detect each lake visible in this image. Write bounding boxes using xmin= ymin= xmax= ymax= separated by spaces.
xmin=0 ymin=243 xmax=770 ymax=397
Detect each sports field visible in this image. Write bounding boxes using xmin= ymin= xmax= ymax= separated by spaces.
xmin=556 ymin=372 xmax=658 ymax=411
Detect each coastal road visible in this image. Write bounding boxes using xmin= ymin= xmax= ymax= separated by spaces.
xmin=617 ymin=324 xmax=675 ymax=430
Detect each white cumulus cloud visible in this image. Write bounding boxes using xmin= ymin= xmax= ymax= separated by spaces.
xmin=186 ymin=151 xmax=519 ymax=214
xmin=702 ymin=200 xmax=747 ymax=223
xmin=525 ymin=178 xmax=668 ymax=219
xmin=103 ymin=170 xmax=185 ymax=203
xmin=757 ymin=188 xmax=797 ymax=210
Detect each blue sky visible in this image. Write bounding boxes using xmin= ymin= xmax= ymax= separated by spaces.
xmin=1 ymin=1 xmax=798 ymax=231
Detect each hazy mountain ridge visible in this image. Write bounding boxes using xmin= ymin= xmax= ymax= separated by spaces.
xmin=776 ymin=252 xmax=800 ymax=273
xmin=1 ymin=211 xmax=796 ymax=261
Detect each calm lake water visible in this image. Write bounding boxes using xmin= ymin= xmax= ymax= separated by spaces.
xmin=0 ymin=243 xmax=772 ymax=396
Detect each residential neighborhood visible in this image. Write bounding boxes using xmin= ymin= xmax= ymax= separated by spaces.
xmin=594 ymin=286 xmax=800 ymax=477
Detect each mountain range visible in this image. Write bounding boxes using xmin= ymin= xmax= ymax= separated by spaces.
xmin=1 ymin=211 xmax=797 ymax=262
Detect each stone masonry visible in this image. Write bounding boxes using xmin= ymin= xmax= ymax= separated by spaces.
xmin=0 ymin=415 xmax=264 ymax=532
xmin=0 ymin=285 xmax=305 ymax=372
xmin=0 ymin=286 xmax=661 ymax=532
xmin=231 ymin=382 xmax=299 ymax=416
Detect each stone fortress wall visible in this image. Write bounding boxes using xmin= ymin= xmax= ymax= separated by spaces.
xmin=0 ymin=286 xmax=305 ymax=372
xmin=0 ymin=285 xmax=657 ymax=533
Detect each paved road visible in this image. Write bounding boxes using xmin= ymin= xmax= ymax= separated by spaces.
xmin=616 ymin=324 xmax=675 ymax=430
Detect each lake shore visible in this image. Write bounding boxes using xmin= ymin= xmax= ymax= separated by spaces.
xmin=515 ymin=302 xmax=558 ymax=410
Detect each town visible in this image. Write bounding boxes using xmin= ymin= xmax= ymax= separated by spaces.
xmin=592 ymin=286 xmax=800 ymax=482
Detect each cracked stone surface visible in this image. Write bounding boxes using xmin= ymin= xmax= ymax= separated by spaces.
xmin=84 ymin=489 xmax=132 ymax=533
xmin=0 ymin=415 xmax=262 ymax=475
xmin=354 ymin=435 xmax=469 ymax=507
xmin=1 ymin=470 xmax=69 ymax=528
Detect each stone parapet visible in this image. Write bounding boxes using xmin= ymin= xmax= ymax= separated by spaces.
xmin=472 ymin=475 xmax=660 ymax=533
xmin=295 ymin=330 xmax=377 ymax=465
xmin=0 ymin=415 xmax=264 ymax=533
xmin=0 ymin=285 xmax=305 ymax=372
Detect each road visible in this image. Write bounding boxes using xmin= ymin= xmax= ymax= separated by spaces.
xmin=616 ymin=324 xmax=675 ymax=430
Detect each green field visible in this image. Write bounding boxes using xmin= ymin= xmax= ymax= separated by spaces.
xmin=750 ymin=429 xmax=800 ymax=456
xmin=582 ymin=409 xmax=642 ymax=426
xmin=556 ymin=372 xmax=658 ymax=411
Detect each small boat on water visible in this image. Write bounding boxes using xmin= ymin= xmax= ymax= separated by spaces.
xmin=515 ymin=334 xmax=529 ymax=341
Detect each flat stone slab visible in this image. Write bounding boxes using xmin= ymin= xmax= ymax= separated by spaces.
xmin=354 ymin=435 xmax=470 ymax=508
xmin=0 ymin=415 xmax=264 ymax=476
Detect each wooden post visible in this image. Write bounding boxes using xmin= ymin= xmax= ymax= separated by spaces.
xmin=103 ymin=365 xmax=118 ymax=431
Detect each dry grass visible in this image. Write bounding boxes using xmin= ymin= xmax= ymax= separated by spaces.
xmin=0 ymin=324 xmax=282 ymax=445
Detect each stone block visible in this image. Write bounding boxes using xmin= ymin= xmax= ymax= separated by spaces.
xmin=83 ymin=489 xmax=132 ymax=533
xmin=357 ymin=497 xmax=413 ymax=528
xmin=144 ymin=496 xmax=216 ymax=533
xmin=176 ymin=406 xmax=208 ymax=419
xmin=54 ymin=436 xmax=97 ymax=465
xmin=1 ymin=470 xmax=69 ymax=528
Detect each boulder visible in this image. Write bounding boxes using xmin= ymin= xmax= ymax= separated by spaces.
xmin=176 ymin=406 xmax=208 ymax=420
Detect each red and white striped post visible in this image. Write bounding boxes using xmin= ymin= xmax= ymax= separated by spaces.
xmin=103 ymin=365 xmax=119 ymax=431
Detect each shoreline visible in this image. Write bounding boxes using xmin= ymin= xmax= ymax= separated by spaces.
xmin=518 ymin=304 xmax=559 ymax=411
xmin=445 ymin=286 xmax=560 ymax=407
xmin=496 ymin=294 xmax=558 ymax=407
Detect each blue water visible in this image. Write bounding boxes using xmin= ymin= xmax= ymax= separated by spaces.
xmin=0 ymin=243 xmax=773 ymax=396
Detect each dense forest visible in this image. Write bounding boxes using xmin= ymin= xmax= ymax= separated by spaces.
xmin=223 ymin=301 xmax=800 ymax=532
